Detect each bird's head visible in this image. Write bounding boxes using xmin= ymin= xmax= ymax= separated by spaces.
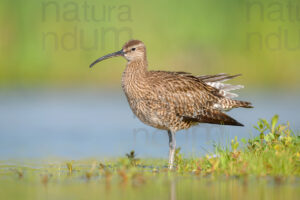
xmin=89 ymin=40 xmax=146 ymax=68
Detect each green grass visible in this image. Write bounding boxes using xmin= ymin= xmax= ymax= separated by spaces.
xmin=0 ymin=116 xmax=299 ymax=200
xmin=174 ymin=115 xmax=300 ymax=176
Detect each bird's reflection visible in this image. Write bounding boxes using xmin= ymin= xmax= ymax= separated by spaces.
xmin=170 ymin=179 xmax=176 ymax=200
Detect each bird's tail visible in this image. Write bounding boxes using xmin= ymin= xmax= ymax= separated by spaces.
xmin=220 ymin=99 xmax=253 ymax=110
xmin=233 ymin=100 xmax=253 ymax=108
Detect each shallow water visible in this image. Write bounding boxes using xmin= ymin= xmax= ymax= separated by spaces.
xmin=0 ymin=88 xmax=299 ymax=160
xmin=1 ymin=174 xmax=299 ymax=200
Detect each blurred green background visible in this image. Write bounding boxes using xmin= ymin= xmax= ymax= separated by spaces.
xmin=1 ymin=0 xmax=300 ymax=89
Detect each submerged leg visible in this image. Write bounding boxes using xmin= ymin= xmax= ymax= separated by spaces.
xmin=168 ymin=130 xmax=176 ymax=170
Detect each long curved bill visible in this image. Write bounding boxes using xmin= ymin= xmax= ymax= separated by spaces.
xmin=89 ymin=49 xmax=124 ymax=68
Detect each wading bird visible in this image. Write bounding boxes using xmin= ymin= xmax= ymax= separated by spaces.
xmin=90 ymin=40 xmax=253 ymax=169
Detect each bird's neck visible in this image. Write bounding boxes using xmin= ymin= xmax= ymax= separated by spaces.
xmin=125 ymin=58 xmax=148 ymax=75
xmin=122 ymin=58 xmax=148 ymax=95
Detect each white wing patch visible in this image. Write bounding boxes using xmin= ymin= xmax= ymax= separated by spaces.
xmin=207 ymin=82 xmax=244 ymax=99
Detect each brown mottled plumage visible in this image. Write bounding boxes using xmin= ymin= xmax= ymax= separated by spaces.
xmin=90 ymin=39 xmax=253 ymax=169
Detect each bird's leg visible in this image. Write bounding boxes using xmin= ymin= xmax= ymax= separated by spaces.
xmin=168 ymin=130 xmax=176 ymax=170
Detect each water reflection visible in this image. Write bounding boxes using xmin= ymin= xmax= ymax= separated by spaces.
xmin=170 ymin=179 xmax=176 ymax=200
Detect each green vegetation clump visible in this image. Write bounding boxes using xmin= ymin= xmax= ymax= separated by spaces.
xmin=175 ymin=115 xmax=300 ymax=176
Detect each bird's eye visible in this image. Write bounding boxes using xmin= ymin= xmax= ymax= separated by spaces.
xmin=131 ymin=48 xmax=136 ymax=51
